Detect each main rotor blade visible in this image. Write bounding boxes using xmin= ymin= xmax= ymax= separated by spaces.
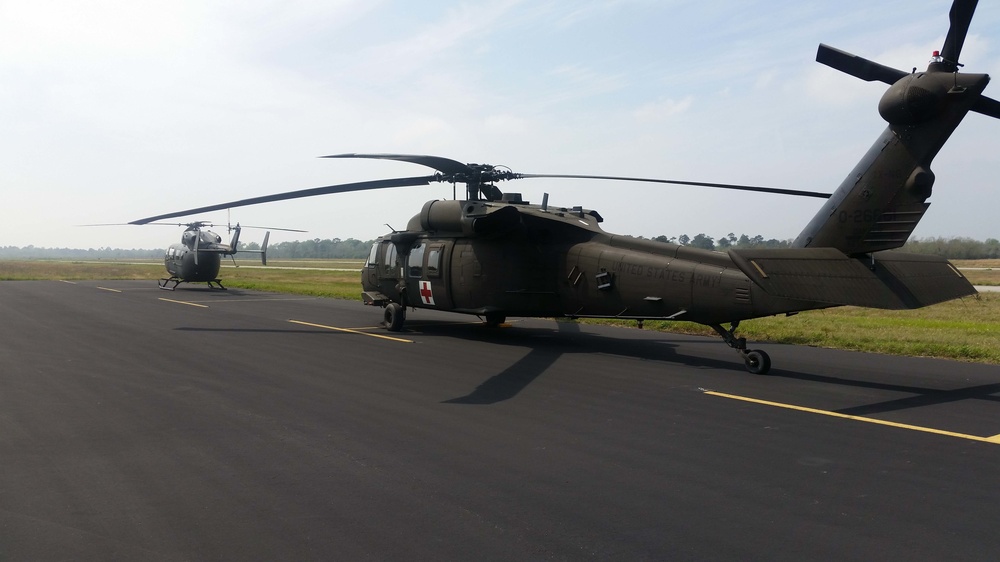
xmin=131 ymin=175 xmax=434 ymax=224
xmin=941 ymin=0 xmax=978 ymax=65
xmin=518 ymin=174 xmax=831 ymax=199
xmin=816 ymin=44 xmax=908 ymax=85
xmin=322 ymin=153 xmax=474 ymax=176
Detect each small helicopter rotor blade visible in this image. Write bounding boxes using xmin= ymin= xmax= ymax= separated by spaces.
xmin=131 ymin=175 xmax=435 ymax=224
xmin=518 ymin=174 xmax=832 ymax=199
xmin=322 ymin=153 xmax=475 ymax=176
xmin=237 ymin=225 xmax=308 ymax=233
xmin=940 ymin=0 xmax=978 ymax=66
xmin=816 ymin=44 xmax=908 ymax=85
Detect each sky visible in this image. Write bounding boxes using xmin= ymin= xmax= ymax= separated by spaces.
xmin=2 ymin=0 xmax=998 ymax=250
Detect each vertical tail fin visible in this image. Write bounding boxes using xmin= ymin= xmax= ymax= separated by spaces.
xmin=229 ymin=224 xmax=242 ymax=252
xmin=794 ymin=1 xmax=997 ymax=255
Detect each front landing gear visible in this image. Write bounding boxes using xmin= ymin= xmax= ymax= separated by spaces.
xmin=710 ymin=322 xmax=771 ymax=374
xmin=383 ymin=302 xmax=406 ymax=331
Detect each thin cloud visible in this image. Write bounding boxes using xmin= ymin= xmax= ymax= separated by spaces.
xmin=632 ymin=96 xmax=694 ymax=121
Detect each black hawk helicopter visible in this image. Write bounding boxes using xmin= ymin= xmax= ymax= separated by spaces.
xmin=132 ymin=0 xmax=996 ymax=374
xmin=156 ymin=221 xmax=303 ymax=290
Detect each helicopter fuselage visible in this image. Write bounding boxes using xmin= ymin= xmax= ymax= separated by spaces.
xmin=361 ymin=199 xmax=826 ymax=326
xmin=164 ymin=243 xmax=223 ymax=282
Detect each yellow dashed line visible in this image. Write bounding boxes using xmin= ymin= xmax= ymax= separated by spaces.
xmin=158 ymin=298 xmax=209 ymax=308
xmin=288 ymin=320 xmax=413 ymax=343
xmin=705 ymin=390 xmax=1000 ymax=445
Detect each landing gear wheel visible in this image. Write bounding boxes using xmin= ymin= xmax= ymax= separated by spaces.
xmin=484 ymin=312 xmax=506 ymax=327
xmin=383 ymin=302 xmax=405 ymax=332
xmin=710 ymin=322 xmax=772 ymax=374
xmin=743 ymin=350 xmax=771 ymax=375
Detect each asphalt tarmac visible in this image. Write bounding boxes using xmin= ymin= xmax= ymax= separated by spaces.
xmin=2 ymin=280 xmax=999 ymax=561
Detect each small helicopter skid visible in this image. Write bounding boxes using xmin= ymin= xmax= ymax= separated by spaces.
xmin=158 ymin=277 xmax=227 ymax=291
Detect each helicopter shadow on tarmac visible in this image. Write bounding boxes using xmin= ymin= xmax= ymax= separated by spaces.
xmin=397 ymin=319 xmax=761 ymax=405
xmin=174 ymin=315 xmax=759 ymax=403
xmin=774 ymin=370 xmax=1000 ymax=417
xmin=408 ymin=319 xmax=1000 ymax=411
xmin=175 ymin=311 xmax=1000 ymax=411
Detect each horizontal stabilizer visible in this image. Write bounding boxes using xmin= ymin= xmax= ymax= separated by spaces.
xmin=729 ymin=248 xmax=975 ymax=309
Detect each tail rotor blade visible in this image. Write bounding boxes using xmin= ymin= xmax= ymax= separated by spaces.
xmin=816 ymin=44 xmax=907 ymax=84
xmin=941 ymin=0 xmax=978 ymax=66
xmin=973 ymin=95 xmax=1000 ymax=119
xmin=229 ymin=224 xmax=241 ymax=252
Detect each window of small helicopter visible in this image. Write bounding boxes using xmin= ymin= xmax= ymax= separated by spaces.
xmin=426 ymin=245 xmax=442 ymax=278
xmin=200 ymin=231 xmax=221 ymax=244
xmin=409 ymin=243 xmax=425 ymax=278
xmin=366 ymin=243 xmax=379 ymax=268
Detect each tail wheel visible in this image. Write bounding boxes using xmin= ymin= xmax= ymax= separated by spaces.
xmin=384 ymin=302 xmax=405 ymax=331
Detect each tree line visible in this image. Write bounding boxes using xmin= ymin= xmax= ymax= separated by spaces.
xmin=651 ymin=233 xmax=1000 ymax=258
xmin=649 ymin=233 xmax=789 ymax=251
xmin=2 ymin=235 xmax=999 ymax=260
xmin=0 ymin=238 xmax=376 ymax=260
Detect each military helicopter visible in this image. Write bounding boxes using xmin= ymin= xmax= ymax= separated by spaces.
xmin=132 ymin=0 xmax=996 ymax=373
xmin=155 ymin=221 xmax=304 ymax=290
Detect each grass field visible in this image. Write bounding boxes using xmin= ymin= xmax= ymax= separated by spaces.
xmin=2 ymin=258 xmax=998 ymax=364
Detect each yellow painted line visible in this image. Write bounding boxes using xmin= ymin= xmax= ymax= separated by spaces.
xmin=158 ymin=298 xmax=209 ymax=308
xmin=96 ymin=286 xmax=122 ymax=293
xmin=180 ymin=297 xmax=320 ymax=304
xmin=288 ymin=320 xmax=413 ymax=343
xmin=705 ymin=390 xmax=1000 ymax=445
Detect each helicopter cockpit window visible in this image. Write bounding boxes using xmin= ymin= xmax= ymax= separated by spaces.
xmin=409 ymin=242 xmax=426 ymax=278
xmin=366 ymin=243 xmax=379 ymax=268
xmin=384 ymin=243 xmax=397 ymax=276
xmin=426 ymin=245 xmax=443 ymax=278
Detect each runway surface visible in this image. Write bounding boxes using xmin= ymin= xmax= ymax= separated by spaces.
xmin=2 ymin=280 xmax=999 ymax=561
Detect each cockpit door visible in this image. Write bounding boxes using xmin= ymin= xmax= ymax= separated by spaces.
xmin=364 ymin=242 xmax=381 ymax=289
xmin=405 ymin=240 xmax=453 ymax=309
xmin=363 ymin=240 xmax=401 ymax=291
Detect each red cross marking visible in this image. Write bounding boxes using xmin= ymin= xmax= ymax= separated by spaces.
xmin=419 ymin=281 xmax=435 ymax=305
